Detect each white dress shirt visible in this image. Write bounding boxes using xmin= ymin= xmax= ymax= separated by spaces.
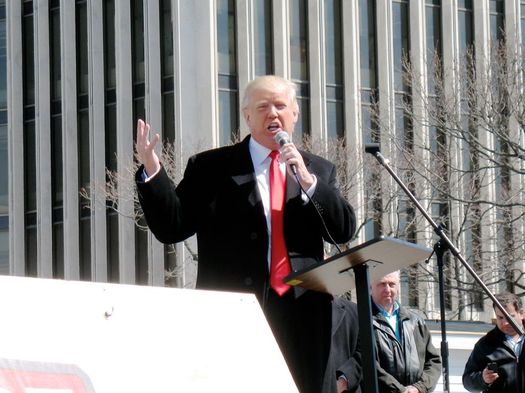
xmin=248 ymin=137 xmax=316 ymax=268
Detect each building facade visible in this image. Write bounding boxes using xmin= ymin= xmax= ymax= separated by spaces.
xmin=5 ymin=0 xmax=525 ymax=321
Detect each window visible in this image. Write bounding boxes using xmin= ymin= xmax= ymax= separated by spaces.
xmin=77 ymin=0 xmax=91 ymax=280
xmin=458 ymin=0 xmax=473 ymax=52
xmin=290 ymin=0 xmax=310 ymax=139
xmin=325 ymin=0 xmax=344 ymax=139
xmin=217 ymin=0 xmax=239 ymax=146
xmin=359 ymin=0 xmax=381 ymax=240
xmin=254 ymin=0 xmax=273 ymax=76
xmin=489 ymin=0 xmax=505 ymax=43
xmin=0 ymin=24 xmax=6 ymax=272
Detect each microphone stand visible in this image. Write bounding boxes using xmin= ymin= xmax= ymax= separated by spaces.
xmin=365 ymin=144 xmax=525 ymax=393
xmin=434 ymin=235 xmax=450 ymax=393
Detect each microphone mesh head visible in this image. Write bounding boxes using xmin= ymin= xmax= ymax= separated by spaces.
xmin=275 ymin=130 xmax=290 ymax=147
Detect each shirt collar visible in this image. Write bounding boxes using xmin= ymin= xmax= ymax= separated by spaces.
xmin=376 ymin=301 xmax=400 ymax=318
xmin=505 ymin=333 xmax=525 ymax=343
xmin=249 ymin=136 xmax=273 ymax=166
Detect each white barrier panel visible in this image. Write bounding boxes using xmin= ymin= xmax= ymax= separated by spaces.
xmin=0 ymin=276 xmax=298 ymax=393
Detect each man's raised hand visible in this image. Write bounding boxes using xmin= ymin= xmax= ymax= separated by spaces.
xmin=136 ymin=119 xmax=161 ymax=176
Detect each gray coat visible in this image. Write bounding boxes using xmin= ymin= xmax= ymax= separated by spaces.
xmin=322 ymin=297 xmax=362 ymax=393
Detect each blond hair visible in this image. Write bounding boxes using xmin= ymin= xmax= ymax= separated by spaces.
xmin=242 ymin=75 xmax=298 ymax=110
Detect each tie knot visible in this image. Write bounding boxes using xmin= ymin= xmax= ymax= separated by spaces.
xmin=270 ymin=150 xmax=279 ymax=160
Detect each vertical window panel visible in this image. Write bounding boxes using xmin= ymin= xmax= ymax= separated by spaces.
xmin=489 ymin=0 xmax=505 ymax=42
xmin=217 ymin=0 xmax=238 ymax=145
xmin=521 ymin=3 xmax=525 ymax=46
xmin=132 ymin=0 xmax=145 ymax=126
xmin=392 ymin=0 xmax=410 ymax=92
xmin=53 ymin=211 xmax=64 ymax=279
xmin=360 ymin=0 xmax=380 ymax=239
xmin=325 ymin=0 xmax=344 ymax=139
xmin=25 ymin=125 xmax=36 ymax=276
xmin=50 ymin=2 xmax=63 ymax=279
xmin=425 ymin=0 xmax=441 ymax=95
xmin=104 ymin=0 xmax=117 ymax=172
xmin=324 ymin=0 xmax=342 ymax=85
xmin=23 ymin=3 xmax=37 ymax=275
xmin=0 ymin=3 xmax=5 ymax=108
xmin=49 ymin=4 xmax=61 ymax=101
xmin=51 ymin=116 xmax=63 ymax=278
xmin=104 ymin=0 xmax=116 ymax=90
xmin=393 ymin=0 xmax=416 ymax=305
xmin=23 ymin=4 xmax=35 ymax=107
xmin=79 ymin=216 xmax=91 ymax=279
xmin=76 ymin=1 xmax=89 ymax=96
xmin=0 ymin=124 xmax=6 ymax=212
xmin=359 ymin=0 xmax=378 ymax=143
xmin=78 ymin=111 xmax=91 ymax=280
xmin=160 ymin=0 xmax=173 ymax=77
xmin=290 ymin=0 xmax=308 ymax=80
xmin=253 ymin=0 xmax=273 ymax=76
xmin=50 ymin=5 xmax=62 ymax=201
xmin=458 ymin=1 xmax=473 ymax=52
xmin=103 ymin=0 xmax=118 ymax=282
xmin=77 ymin=0 xmax=91 ymax=280
xmin=160 ymin=0 xmax=175 ymax=144
xmin=26 ymin=224 xmax=37 ymax=277
xmin=359 ymin=0 xmax=376 ymax=89
xmin=131 ymin=0 xmax=147 ymax=284
xmin=0 ymin=217 xmax=8 ymax=275
xmin=0 ymin=1 xmax=6 ymax=217
xmin=290 ymin=0 xmax=309 ymax=138
xmin=136 ymin=225 xmax=148 ymax=285
xmin=132 ymin=0 xmax=145 ymax=84
xmin=107 ymin=211 xmax=119 ymax=282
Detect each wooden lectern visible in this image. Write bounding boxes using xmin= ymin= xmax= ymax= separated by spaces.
xmin=285 ymin=237 xmax=432 ymax=393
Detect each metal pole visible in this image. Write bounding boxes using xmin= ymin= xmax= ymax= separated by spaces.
xmin=435 ymin=240 xmax=450 ymax=393
xmin=354 ymin=263 xmax=379 ymax=393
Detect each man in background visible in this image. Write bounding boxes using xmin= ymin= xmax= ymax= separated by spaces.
xmin=463 ymin=292 xmax=525 ymax=393
xmin=371 ymin=271 xmax=441 ymax=393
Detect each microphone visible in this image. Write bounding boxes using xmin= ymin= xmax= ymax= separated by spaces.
xmin=364 ymin=143 xmax=380 ymax=155
xmin=274 ymin=130 xmax=297 ymax=175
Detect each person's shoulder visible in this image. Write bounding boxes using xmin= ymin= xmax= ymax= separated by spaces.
xmin=194 ymin=142 xmax=242 ymax=158
xmin=333 ymin=295 xmax=357 ymax=310
xmin=400 ymin=306 xmax=427 ymax=324
xmin=470 ymin=327 xmax=501 ymax=353
xmin=333 ymin=296 xmax=359 ymax=318
xmin=299 ymin=149 xmax=332 ymax=165
xmin=482 ymin=326 xmax=504 ymax=343
xmin=190 ymin=139 xmax=248 ymax=164
xmin=299 ymin=150 xmax=336 ymax=176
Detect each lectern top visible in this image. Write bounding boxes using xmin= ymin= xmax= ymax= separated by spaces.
xmin=285 ymin=237 xmax=432 ymax=296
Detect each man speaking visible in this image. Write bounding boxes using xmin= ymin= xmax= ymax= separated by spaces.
xmin=135 ymin=75 xmax=356 ymax=392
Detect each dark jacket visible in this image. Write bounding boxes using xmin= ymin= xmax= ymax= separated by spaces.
xmin=322 ymin=297 xmax=362 ymax=393
xmin=372 ymin=302 xmax=442 ymax=393
xmin=136 ymin=136 xmax=355 ymax=301
xmin=463 ymin=326 xmax=525 ymax=393
xmin=136 ymin=135 xmax=356 ymax=393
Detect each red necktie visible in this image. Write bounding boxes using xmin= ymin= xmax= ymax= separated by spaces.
xmin=269 ymin=151 xmax=291 ymax=296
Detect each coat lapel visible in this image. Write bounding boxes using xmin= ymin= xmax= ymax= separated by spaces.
xmin=229 ymin=136 xmax=262 ymax=208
